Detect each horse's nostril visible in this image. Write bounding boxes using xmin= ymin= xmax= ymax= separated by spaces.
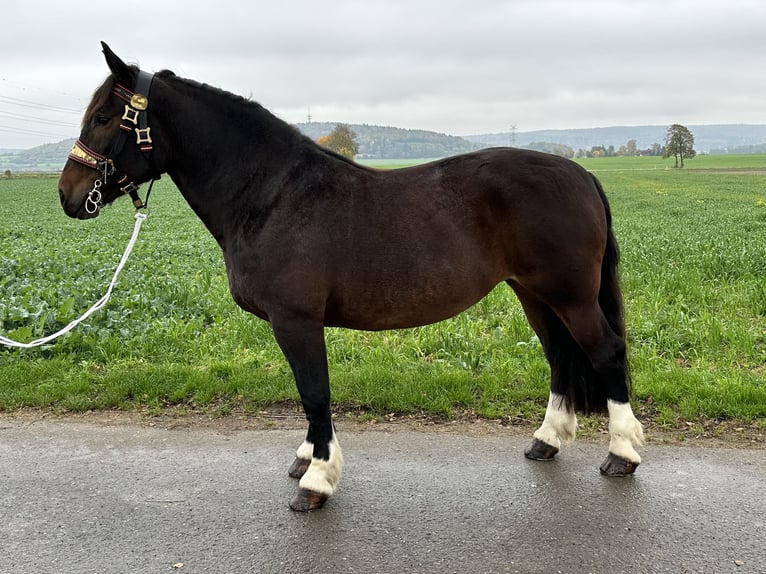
xmin=58 ymin=189 xmax=66 ymax=206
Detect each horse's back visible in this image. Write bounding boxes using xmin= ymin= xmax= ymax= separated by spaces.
xmin=318 ymin=148 xmax=608 ymax=329
xmin=351 ymin=148 xmax=607 ymax=279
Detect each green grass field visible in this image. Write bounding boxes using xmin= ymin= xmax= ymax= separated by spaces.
xmin=1 ymin=155 xmax=764 ymax=434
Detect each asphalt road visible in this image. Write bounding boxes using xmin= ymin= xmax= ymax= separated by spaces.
xmin=1 ymin=418 xmax=764 ymax=574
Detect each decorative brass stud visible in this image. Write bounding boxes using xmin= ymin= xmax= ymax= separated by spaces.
xmin=130 ymin=93 xmax=149 ymax=110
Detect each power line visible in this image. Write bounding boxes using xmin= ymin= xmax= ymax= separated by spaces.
xmin=0 ymin=124 xmax=73 ymax=139
xmin=0 ymin=110 xmax=79 ymax=128
xmin=0 ymin=94 xmax=82 ymax=114
xmin=0 ymin=90 xmax=81 ymax=144
xmin=0 ymin=77 xmax=83 ymax=100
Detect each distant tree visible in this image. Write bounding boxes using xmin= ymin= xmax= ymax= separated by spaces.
xmin=524 ymin=142 xmax=574 ymax=158
xmin=625 ymin=139 xmax=638 ymax=156
xmin=663 ymin=124 xmax=696 ymax=168
xmin=637 ymin=143 xmax=664 ymax=157
xmin=3 ymin=169 xmax=11 ymax=179
xmin=590 ymin=145 xmax=606 ymax=158
xmin=318 ymin=124 xmax=359 ymax=159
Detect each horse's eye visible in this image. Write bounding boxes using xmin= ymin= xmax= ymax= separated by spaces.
xmin=95 ymin=115 xmax=110 ymax=126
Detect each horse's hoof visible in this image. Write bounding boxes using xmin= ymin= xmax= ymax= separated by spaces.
xmin=288 ymin=457 xmax=311 ymax=479
xmin=289 ymin=488 xmax=329 ymax=512
xmin=600 ymin=452 xmax=639 ymax=476
xmin=524 ymin=438 xmax=559 ymax=460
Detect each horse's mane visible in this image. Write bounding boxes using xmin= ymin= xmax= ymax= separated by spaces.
xmin=84 ymin=66 xmax=366 ymax=170
xmin=155 ymin=70 xmax=367 ymax=169
xmin=157 ymin=69 xmax=262 ymax=113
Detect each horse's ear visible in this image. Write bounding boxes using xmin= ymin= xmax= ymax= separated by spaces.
xmin=101 ymin=41 xmax=135 ymax=85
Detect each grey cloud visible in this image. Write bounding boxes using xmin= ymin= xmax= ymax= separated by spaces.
xmin=1 ymin=0 xmax=765 ymax=147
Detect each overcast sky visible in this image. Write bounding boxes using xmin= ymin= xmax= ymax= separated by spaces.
xmin=1 ymin=0 xmax=764 ymax=149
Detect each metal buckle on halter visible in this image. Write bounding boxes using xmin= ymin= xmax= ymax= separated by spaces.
xmin=122 ymin=105 xmax=140 ymax=125
xmin=119 ymin=180 xmax=146 ymax=209
xmin=114 ymin=174 xmax=145 ymax=209
xmin=135 ymin=127 xmax=152 ymax=145
xmin=97 ymin=158 xmax=115 ymax=182
xmin=120 ymin=180 xmax=138 ymax=195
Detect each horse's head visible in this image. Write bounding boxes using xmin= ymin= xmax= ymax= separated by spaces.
xmin=58 ymin=43 xmax=161 ymax=219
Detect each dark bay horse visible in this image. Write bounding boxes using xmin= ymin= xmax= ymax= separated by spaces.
xmin=58 ymin=43 xmax=644 ymax=511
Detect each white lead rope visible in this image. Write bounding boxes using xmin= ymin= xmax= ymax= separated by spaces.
xmin=0 ymin=212 xmax=148 ymax=349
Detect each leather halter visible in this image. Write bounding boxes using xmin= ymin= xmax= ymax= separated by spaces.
xmin=67 ymin=70 xmax=158 ymax=210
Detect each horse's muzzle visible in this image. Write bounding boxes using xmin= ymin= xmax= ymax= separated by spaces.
xmin=59 ymin=188 xmax=98 ymax=220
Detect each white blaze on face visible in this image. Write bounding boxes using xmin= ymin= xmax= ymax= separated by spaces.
xmin=532 ymin=392 xmax=578 ymax=449
xmin=606 ymin=399 xmax=645 ymax=463
xmin=297 ymin=434 xmax=344 ymax=496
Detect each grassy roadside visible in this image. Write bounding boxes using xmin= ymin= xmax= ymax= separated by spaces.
xmin=1 ymin=157 xmax=765 ymax=439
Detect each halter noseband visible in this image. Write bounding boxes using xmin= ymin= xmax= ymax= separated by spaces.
xmin=68 ymin=70 xmax=158 ymax=212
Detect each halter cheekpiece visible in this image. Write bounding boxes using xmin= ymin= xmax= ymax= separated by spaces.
xmin=68 ymin=70 xmax=158 ymax=212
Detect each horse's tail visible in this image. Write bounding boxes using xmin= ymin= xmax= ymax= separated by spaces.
xmin=593 ymin=175 xmax=628 ymax=345
xmin=546 ymin=174 xmax=630 ymax=414
xmin=592 ymin=173 xmax=632 ymax=397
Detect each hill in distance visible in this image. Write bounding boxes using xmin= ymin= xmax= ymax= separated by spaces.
xmin=2 ymin=123 xmax=765 ymax=172
xmin=295 ymin=122 xmax=481 ymax=159
xmin=0 ymin=140 xmax=75 ymax=172
xmin=467 ymin=124 xmax=766 ymax=155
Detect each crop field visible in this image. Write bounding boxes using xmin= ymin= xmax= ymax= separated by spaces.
xmin=1 ymin=156 xmax=765 ymax=435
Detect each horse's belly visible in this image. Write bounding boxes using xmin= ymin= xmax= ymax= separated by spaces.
xmin=325 ymin=279 xmax=498 ymax=331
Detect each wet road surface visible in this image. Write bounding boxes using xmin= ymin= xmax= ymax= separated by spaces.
xmin=1 ymin=419 xmax=764 ymax=573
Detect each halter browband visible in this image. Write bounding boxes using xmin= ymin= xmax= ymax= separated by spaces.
xmin=68 ymin=70 xmax=157 ymax=210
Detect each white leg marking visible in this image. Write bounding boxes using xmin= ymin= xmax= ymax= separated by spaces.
xmin=607 ymin=399 xmax=645 ymax=463
xmin=298 ymin=434 xmax=344 ymax=496
xmin=295 ymin=439 xmax=313 ymax=461
xmin=532 ymin=392 xmax=578 ymax=449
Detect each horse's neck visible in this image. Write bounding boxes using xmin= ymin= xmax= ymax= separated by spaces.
xmin=158 ymin=79 xmax=303 ymax=236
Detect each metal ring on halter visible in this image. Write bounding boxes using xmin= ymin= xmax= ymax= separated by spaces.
xmin=85 ymin=179 xmax=103 ymax=214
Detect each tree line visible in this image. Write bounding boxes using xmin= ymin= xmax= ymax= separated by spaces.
xmin=574 ymin=140 xmax=665 ymax=159
xmin=557 ymin=124 xmax=697 ymax=167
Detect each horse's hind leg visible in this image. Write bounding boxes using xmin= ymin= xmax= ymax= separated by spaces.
xmin=525 ymin=392 xmax=577 ymax=461
xmin=601 ymin=400 xmax=644 ymax=475
xmin=556 ymin=304 xmax=644 ymax=475
xmin=270 ymin=315 xmax=343 ymax=511
xmin=511 ymin=281 xmax=643 ymax=473
xmin=510 ymin=283 xmax=578 ymax=460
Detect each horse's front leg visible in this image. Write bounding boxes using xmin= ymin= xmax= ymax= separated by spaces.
xmin=271 ymin=316 xmax=343 ymax=512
